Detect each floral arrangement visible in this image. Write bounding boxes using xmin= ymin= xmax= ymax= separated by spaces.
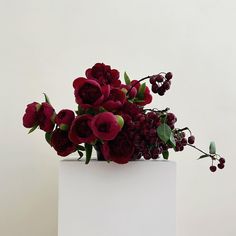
xmin=23 ymin=63 xmax=225 ymax=172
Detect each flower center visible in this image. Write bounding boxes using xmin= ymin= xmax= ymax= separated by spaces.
xmin=76 ymin=120 xmax=92 ymax=138
xmin=79 ymin=84 xmax=102 ymax=104
xmin=98 ymin=122 xmax=110 ymax=132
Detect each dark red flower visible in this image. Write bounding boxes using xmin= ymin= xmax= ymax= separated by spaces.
xmin=55 ymin=109 xmax=75 ymax=130
xmin=38 ymin=102 xmax=55 ymax=132
xmin=102 ymin=88 xmax=126 ymax=111
xmin=73 ymin=77 xmax=110 ymax=108
xmin=23 ymin=102 xmax=40 ymax=128
xmin=69 ymin=114 xmax=96 ymax=144
xmin=101 ymin=130 xmax=134 ymax=164
xmin=91 ymin=112 xmax=123 ymax=141
xmin=51 ymin=129 xmax=77 ymax=157
xmin=130 ymin=80 xmax=152 ymax=106
xmin=85 ymin=63 xmax=121 ymax=87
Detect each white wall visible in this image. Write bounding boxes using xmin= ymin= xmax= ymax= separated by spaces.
xmin=0 ymin=0 xmax=235 ymax=235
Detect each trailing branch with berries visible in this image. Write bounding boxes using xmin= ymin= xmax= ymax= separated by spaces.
xmin=23 ymin=63 xmax=225 ymax=172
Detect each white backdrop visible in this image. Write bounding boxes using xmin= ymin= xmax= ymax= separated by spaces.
xmin=1 ymin=0 xmax=236 ymax=235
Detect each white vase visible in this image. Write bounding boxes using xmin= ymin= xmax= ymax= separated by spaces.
xmin=58 ymin=160 xmax=176 ymax=236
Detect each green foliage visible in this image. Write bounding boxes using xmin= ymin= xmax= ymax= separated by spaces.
xmin=124 ymin=72 xmax=131 ymax=85
xmin=137 ymin=83 xmax=146 ymax=99
xmin=209 ymin=141 xmax=216 ymax=154
xmin=43 ymin=93 xmax=50 ymax=104
xmin=168 ymin=133 xmax=176 ymax=148
xmin=85 ymin=143 xmax=93 ymax=164
xmin=59 ymin=124 xmax=68 ymax=131
xmin=77 ymin=150 xmax=84 ymax=159
xmin=28 ymin=124 xmax=38 ymax=134
xmin=157 ymin=123 xmax=172 ymax=143
xmin=162 ymin=150 xmax=169 ymax=160
xmin=198 ymin=154 xmax=209 ymax=160
xmin=45 ymin=132 xmax=52 ymax=145
xmin=77 ymin=145 xmax=85 ymax=151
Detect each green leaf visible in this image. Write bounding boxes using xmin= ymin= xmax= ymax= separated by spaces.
xmin=77 ymin=105 xmax=85 ymax=115
xmin=162 ymin=150 xmax=169 ymax=160
xmin=198 ymin=154 xmax=209 ymax=160
xmin=86 ymin=108 xmax=96 ymax=115
xmin=168 ymin=133 xmax=176 ymax=148
xmin=45 ymin=132 xmax=53 ymax=145
xmin=124 ymin=72 xmax=131 ymax=85
xmin=43 ymin=93 xmax=50 ymax=104
xmin=77 ymin=150 xmax=84 ymax=159
xmin=209 ymin=141 xmax=216 ymax=154
xmin=99 ymin=107 xmax=106 ymax=112
xmin=133 ymin=99 xmax=145 ymax=103
xmin=28 ymin=124 xmax=38 ymax=134
xmin=157 ymin=123 xmax=172 ymax=143
xmin=77 ymin=145 xmax=85 ymax=151
xmin=85 ymin=143 xmax=93 ymax=164
xmin=138 ymin=83 xmax=146 ymax=99
xmin=59 ymin=124 xmax=68 ymax=131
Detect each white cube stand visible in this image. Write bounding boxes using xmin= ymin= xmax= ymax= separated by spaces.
xmin=58 ymin=160 xmax=176 ymax=236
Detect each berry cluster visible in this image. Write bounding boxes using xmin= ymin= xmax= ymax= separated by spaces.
xmin=210 ymin=157 xmax=225 ymax=172
xmin=149 ymin=72 xmax=173 ymax=96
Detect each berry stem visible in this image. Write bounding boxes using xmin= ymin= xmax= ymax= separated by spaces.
xmin=143 ymin=107 xmax=170 ymax=113
xmin=126 ymin=76 xmax=150 ymax=96
xmin=187 ymin=144 xmax=215 ymax=160
xmin=176 ymin=127 xmax=192 ymax=135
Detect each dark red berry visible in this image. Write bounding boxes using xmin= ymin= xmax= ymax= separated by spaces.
xmin=210 ymin=165 xmax=217 ymax=172
xmin=163 ymin=81 xmax=171 ymax=90
xmin=156 ymin=74 xmax=164 ymax=82
xmin=217 ymin=163 xmax=225 ymax=169
xmin=149 ymin=76 xmax=157 ymax=84
xmin=188 ymin=135 xmax=195 ymax=144
xmin=165 ymin=72 xmax=173 ymax=80
xmin=181 ymin=138 xmax=187 ymax=146
xmin=219 ymin=158 xmax=225 ymax=164
xmin=157 ymin=86 xmax=165 ymax=96
xmin=152 ymin=84 xmax=159 ymax=93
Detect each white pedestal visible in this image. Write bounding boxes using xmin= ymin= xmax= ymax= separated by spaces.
xmin=58 ymin=160 xmax=176 ymax=236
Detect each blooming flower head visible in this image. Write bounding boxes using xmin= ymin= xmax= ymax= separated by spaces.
xmin=69 ymin=114 xmax=96 ymax=144
xmin=73 ymin=77 xmax=110 ymax=108
xmin=51 ymin=129 xmax=77 ymax=157
xmin=101 ymin=130 xmax=134 ymax=164
xmin=91 ymin=112 xmax=124 ymax=141
xmin=85 ymin=63 xmax=121 ymax=88
xmin=55 ymin=109 xmax=75 ymax=130
xmin=23 ymin=102 xmax=41 ymax=128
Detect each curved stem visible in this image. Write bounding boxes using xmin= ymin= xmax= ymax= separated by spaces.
xmin=126 ymin=76 xmax=150 ymax=96
xmin=187 ymin=144 xmax=215 ymax=160
xmin=143 ymin=107 xmax=170 ymax=113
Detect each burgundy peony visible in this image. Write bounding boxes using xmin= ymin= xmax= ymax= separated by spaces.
xmin=91 ymin=112 xmax=123 ymax=141
xmin=23 ymin=102 xmax=40 ymax=128
xmin=55 ymin=109 xmax=75 ymax=130
xmin=131 ymin=80 xmax=152 ymax=106
xmin=73 ymin=77 xmax=110 ymax=108
xmin=51 ymin=129 xmax=77 ymax=157
xmin=102 ymin=88 xmax=126 ymax=111
xmin=69 ymin=114 xmax=96 ymax=144
xmin=38 ymin=102 xmax=56 ymax=132
xmin=85 ymin=63 xmax=121 ymax=87
xmin=101 ymin=130 xmax=134 ymax=164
